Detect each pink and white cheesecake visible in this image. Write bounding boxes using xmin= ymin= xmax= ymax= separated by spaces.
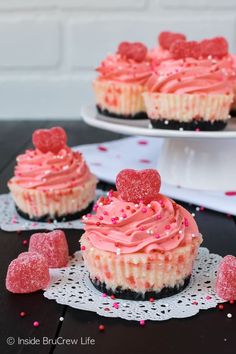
xmin=144 ymin=37 xmax=235 ymax=131
xmin=93 ymin=42 xmax=152 ymax=119
xmin=80 ymin=169 xmax=202 ymax=300
xmin=8 ymin=127 xmax=97 ymax=221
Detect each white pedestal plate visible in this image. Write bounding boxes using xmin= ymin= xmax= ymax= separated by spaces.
xmin=81 ymin=104 xmax=236 ymax=191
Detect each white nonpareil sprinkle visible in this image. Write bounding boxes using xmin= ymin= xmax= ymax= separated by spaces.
xmin=116 ymin=248 xmax=121 ymax=256
xmin=59 ymin=317 xmax=64 ymax=321
xmin=192 ymin=213 xmax=195 ymax=217
xmin=227 ymin=313 xmax=232 ymax=318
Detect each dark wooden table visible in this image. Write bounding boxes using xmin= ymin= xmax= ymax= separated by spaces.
xmin=0 ymin=121 xmax=235 ymax=354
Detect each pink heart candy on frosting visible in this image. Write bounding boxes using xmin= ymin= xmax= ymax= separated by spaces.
xmin=32 ymin=126 xmax=67 ymax=154
xmin=116 ymin=169 xmax=161 ymax=204
xmin=29 ymin=230 xmax=69 ymax=268
xmin=6 ymin=252 xmax=50 ymax=294
xmin=216 ymin=255 xmax=236 ymax=300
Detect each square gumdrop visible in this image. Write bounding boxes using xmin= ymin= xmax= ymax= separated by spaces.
xmin=6 ymin=252 xmax=50 ymax=294
xmin=216 ymin=255 xmax=236 ymax=300
xmin=29 ymin=230 xmax=69 ymax=268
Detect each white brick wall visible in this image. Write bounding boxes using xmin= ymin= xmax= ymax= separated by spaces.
xmin=0 ymin=0 xmax=235 ymax=119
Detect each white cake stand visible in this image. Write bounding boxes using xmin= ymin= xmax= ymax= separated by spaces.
xmin=81 ymin=104 xmax=236 ymax=191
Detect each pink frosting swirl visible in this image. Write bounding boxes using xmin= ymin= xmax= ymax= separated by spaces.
xmin=146 ymin=56 xmax=236 ymax=94
xmin=83 ymin=193 xmax=200 ymax=254
xmin=148 ymin=47 xmax=172 ymax=64
xmin=96 ymin=54 xmax=153 ymax=85
xmin=10 ymin=147 xmax=92 ymax=190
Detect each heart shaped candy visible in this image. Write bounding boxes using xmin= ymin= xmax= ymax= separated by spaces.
xmin=6 ymin=252 xmax=50 ymax=294
xmin=216 ymin=255 xmax=236 ymax=300
xmin=32 ymin=126 xmax=67 ymax=154
xmin=170 ymin=40 xmax=201 ymax=60
xmin=116 ymin=169 xmax=161 ymax=204
xmin=29 ymin=230 xmax=69 ymax=268
xmin=158 ymin=31 xmax=186 ymax=50
xmin=117 ymin=42 xmax=147 ymax=63
xmin=200 ymin=37 xmax=228 ymax=59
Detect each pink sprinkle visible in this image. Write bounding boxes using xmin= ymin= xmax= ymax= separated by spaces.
xmin=138 ymin=140 xmax=148 ymax=145
xmin=87 ymin=214 xmax=92 ymax=218
xmin=120 ymin=209 xmax=125 ymax=213
xmin=139 ymin=226 xmax=145 ymax=231
xmin=103 ymin=211 xmax=108 ymax=216
xmin=141 ymin=208 xmax=147 ymax=213
xmin=97 ymin=145 xmax=107 ymax=152
xmin=206 ymin=295 xmax=212 ymax=300
xmin=165 ymin=225 xmax=171 ymax=230
xmin=99 ymin=216 xmax=104 ymax=220
xmin=93 ymin=204 xmax=98 ymax=212
xmin=81 ymin=246 xmax=86 ymax=251
xmin=225 ymin=191 xmax=236 ymax=196
xmin=113 ymin=302 xmax=119 ymax=309
xmin=33 ymin=321 xmax=39 ymax=327
xmin=111 ymin=219 xmax=117 ymax=225
xmin=140 ymin=159 xmax=151 ymax=164
xmin=22 ymin=239 xmax=28 ymax=246
xmin=192 ymin=301 xmax=198 ymax=305
xmin=200 ymin=206 xmax=205 ymax=211
xmin=140 ymin=320 xmax=145 ymax=326
xmin=122 ymin=214 xmax=127 ymax=219
xmin=155 ymin=234 xmax=160 ymax=239
xmin=184 ymin=218 xmax=189 ymax=227
xmin=102 ymin=293 xmax=107 ymax=298
xmin=156 ymin=215 xmax=162 ymax=220
xmin=108 ymin=190 xmax=113 ymax=198
xmin=195 ymin=128 xmax=200 ymax=132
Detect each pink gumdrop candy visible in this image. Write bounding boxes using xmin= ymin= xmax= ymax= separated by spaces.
xmin=6 ymin=252 xmax=50 ymax=294
xmin=216 ymin=255 xmax=236 ymax=300
xmin=29 ymin=230 xmax=69 ymax=268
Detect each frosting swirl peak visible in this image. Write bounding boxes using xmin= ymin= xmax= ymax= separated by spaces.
xmin=11 ymin=147 xmax=92 ymax=191
xmin=146 ymin=56 xmax=236 ymax=94
xmin=96 ymin=54 xmax=153 ymax=85
xmin=83 ymin=193 xmax=200 ymax=254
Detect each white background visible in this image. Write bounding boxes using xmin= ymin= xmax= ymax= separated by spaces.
xmin=0 ymin=0 xmax=235 ymax=120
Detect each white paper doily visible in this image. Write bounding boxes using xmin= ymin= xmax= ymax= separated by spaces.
xmin=44 ymin=247 xmax=224 ymax=321
xmin=0 ymin=190 xmax=104 ymax=232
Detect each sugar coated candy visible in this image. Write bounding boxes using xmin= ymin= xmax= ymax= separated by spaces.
xmin=116 ymin=169 xmax=161 ymax=204
xmin=216 ymin=255 xmax=236 ymax=300
xmin=29 ymin=230 xmax=69 ymax=268
xmin=6 ymin=252 xmax=50 ymax=294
